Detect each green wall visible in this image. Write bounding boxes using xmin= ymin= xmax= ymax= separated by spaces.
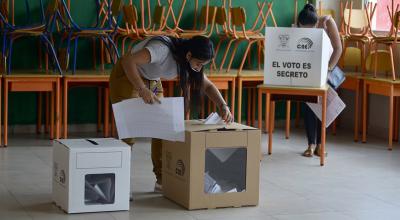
xmin=8 ymin=0 xmax=307 ymax=125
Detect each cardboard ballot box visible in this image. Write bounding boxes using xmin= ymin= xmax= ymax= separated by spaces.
xmin=264 ymin=27 xmax=333 ymax=87
xmin=52 ymin=138 xmax=131 ymax=213
xmin=162 ymin=121 xmax=261 ymax=210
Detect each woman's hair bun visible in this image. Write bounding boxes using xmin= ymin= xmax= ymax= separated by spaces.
xmin=304 ymin=3 xmax=316 ymax=13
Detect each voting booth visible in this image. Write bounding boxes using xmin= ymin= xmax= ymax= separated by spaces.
xmin=52 ymin=138 xmax=131 ymax=213
xmin=162 ymin=121 xmax=261 ymax=210
xmin=264 ymin=27 xmax=333 ymax=87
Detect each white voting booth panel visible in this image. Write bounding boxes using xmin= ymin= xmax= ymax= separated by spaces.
xmin=264 ymin=27 xmax=333 ymax=87
xmin=52 ymin=138 xmax=131 ymax=213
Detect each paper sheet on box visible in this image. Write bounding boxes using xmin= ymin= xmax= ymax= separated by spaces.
xmin=112 ymin=97 xmax=185 ymax=142
xmin=306 ymin=87 xmax=346 ymax=128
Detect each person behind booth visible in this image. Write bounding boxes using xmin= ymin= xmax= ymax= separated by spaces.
xmin=109 ymin=35 xmax=234 ymax=192
xmin=297 ymin=4 xmax=343 ymax=157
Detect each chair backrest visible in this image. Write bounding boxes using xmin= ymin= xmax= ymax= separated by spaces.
xmin=343 ymin=8 xmax=368 ymax=29
xmin=199 ymin=6 xmax=216 ymax=25
xmin=230 ymin=7 xmax=246 ymax=27
xmin=215 ymin=6 xmax=227 ymax=25
xmin=122 ymin=4 xmax=138 ymax=27
xmin=111 ymin=0 xmax=123 ymax=16
xmin=0 ymin=0 xmax=8 ymax=22
xmin=365 ymin=50 xmax=392 ymax=73
xmin=342 ymin=47 xmax=361 ymax=69
xmin=153 ymin=4 xmax=165 ymax=27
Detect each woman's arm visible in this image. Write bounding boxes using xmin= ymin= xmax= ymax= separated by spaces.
xmin=325 ymin=17 xmax=343 ymax=70
xmin=120 ymin=48 xmax=161 ymax=104
xmin=202 ymin=75 xmax=233 ymax=123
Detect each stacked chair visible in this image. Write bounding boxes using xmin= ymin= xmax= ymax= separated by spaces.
xmin=0 ymin=0 xmax=62 ymax=146
xmin=337 ymin=0 xmax=400 ymax=148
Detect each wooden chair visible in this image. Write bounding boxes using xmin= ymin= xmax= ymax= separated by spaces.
xmin=366 ymin=2 xmax=399 ymax=80
xmin=342 ymin=1 xmax=375 ymax=75
xmin=0 ymin=0 xmax=62 ymax=146
xmin=362 ymin=50 xmax=399 ymax=149
xmin=135 ymin=0 xmax=180 ymax=38
xmin=224 ymin=4 xmax=272 ymax=73
xmin=57 ymin=0 xmax=118 ymax=138
xmin=116 ymin=3 xmax=143 ymax=55
xmin=179 ymin=2 xmax=217 ymax=39
xmin=57 ymin=0 xmax=119 ymax=74
xmin=338 ymin=47 xmax=363 ymax=141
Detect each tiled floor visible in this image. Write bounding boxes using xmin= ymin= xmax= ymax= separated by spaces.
xmin=1 ymin=127 xmax=400 ymax=220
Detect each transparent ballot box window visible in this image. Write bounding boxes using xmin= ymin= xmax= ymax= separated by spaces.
xmin=85 ymin=173 xmax=115 ymax=205
xmin=204 ymin=148 xmax=247 ymax=194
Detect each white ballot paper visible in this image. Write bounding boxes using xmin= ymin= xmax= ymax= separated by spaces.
xmin=306 ymin=87 xmax=346 ymax=128
xmin=204 ymin=112 xmax=225 ymax=125
xmin=112 ymin=97 xmax=185 ymax=142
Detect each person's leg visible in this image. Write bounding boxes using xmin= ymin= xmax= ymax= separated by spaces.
xmin=151 ymin=138 xmax=163 ymax=184
xmin=314 ymin=120 xmax=326 ymax=156
xmin=303 ymin=104 xmax=317 ymax=156
xmin=150 ymin=80 xmax=164 ymax=188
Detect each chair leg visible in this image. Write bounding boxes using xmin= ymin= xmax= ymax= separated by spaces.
xmin=237 ymin=78 xmax=243 ymax=123
xmin=389 ymin=87 xmax=394 ymax=149
xmin=219 ymin=39 xmax=235 ymax=72
xmin=63 ymin=79 xmax=68 ymax=139
xmin=247 ymin=88 xmax=251 ymax=126
xmin=41 ymin=35 xmax=62 ymax=74
xmin=45 ymin=92 xmax=50 ymax=134
xmin=97 ymin=87 xmax=102 ymax=132
xmin=257 ymin=89 xmax=262 ymax=130
xmin=55 ymin=78 xmax=61 ymax=139
xmin=354 ymin=80 xmax=360 ymax=142
xmin=73 ymin=37 xmax=79 ymax=74
xmin=7 ymin=38 xmax=14 ymax=74
xmin=373 ymin=42 xmax=378 ymax=78
xmin=285 ymin=101 xmax=291 ymax=139
xmin=50 ymin=90 xmax=54 ymax=140
xmin=3 ymin=80 xmax=8 ymax=147
xmin=212 ymin=38 xmax=223 ymax=71
xmin=362 ymin=82 xmax=368 ymax=143
xmin=226 ymin=40 xmax=242 ymax=73
xmin=394 ymin=97 xmax=399 ymax=142
xmin=388 ymin=45 xmax=396 ymax=81
xmin=252 ymin=88 xmax=256 ymax=127
xmin=104 ymin=87 xmax=110 ymax=138
xmin=37 ymin=92 xmax=43 ymax=134
xmin=238 ymin=41 xmax=256 ymax=74
xmin=265 ymin=94 xmax=270 ymax=133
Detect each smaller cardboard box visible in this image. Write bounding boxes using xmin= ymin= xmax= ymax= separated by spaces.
xmin=52 ymin=138 xmax=131 ymax=213
xmin=162 ymin=121 xmax=261 ymax=210
xmin=264 ymin=27 xmax=333 ymax=87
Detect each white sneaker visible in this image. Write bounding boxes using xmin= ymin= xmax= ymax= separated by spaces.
xmin=154 ymin=183 xmax=162 ymax=193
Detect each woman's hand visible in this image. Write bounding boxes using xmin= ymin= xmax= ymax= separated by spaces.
xmin=219 ymin=104 xmax=234 ymax=124
xmin=138 ymin=87 xmax=161 ymax=104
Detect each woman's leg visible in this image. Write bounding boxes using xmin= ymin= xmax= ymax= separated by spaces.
xmin=151 ymin=138 xmax=163 ymax=184
xmin=150 ymin=80 xmax=164 ymax=185
xmin=304 ymin=104 xmax=317 ymax=146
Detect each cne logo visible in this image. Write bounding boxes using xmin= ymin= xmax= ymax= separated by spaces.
xmin=175 ymin=159 xmax=185 ymax=176
xmin=297 ymin=38 xmax=313 ymax=50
